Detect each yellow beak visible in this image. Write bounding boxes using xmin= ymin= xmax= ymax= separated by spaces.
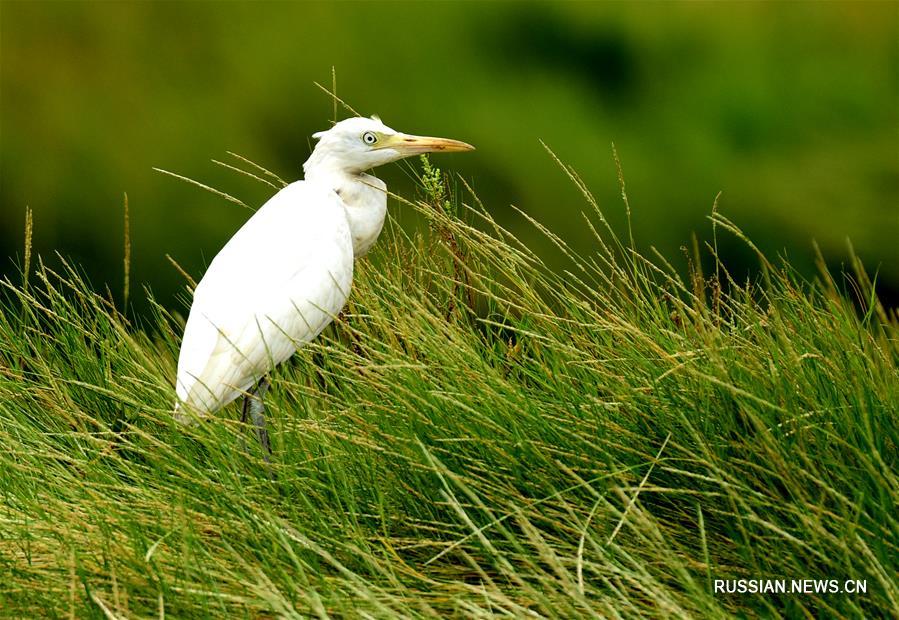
xmin=379 ymin=133 xmax=475 ymax=154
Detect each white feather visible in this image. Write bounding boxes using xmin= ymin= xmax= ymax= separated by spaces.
xmin=175 ymin=181 xmax=353 ymax=415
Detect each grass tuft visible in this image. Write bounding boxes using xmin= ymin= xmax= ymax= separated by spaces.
xmin=123 ymin=193 xmax=131 ymax=311
xmin=22 ymin=206 xmax=33 ymax=292
xmin=1 ymin=154 xmax=896 ymax=617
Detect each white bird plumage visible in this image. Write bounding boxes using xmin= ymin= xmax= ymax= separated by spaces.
xmin=174 ymin=117 xmax=473 ymax=424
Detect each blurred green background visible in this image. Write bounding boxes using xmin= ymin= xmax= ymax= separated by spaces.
xmin=2 ymin=1 xmax=897 ymax=314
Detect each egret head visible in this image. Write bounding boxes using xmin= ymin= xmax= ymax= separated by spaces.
xmin=304 ymin=116 xmax=474 ymax=177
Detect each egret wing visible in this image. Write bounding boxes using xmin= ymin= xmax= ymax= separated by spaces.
xmin=175 ymin=181 xmax=354 ymax=414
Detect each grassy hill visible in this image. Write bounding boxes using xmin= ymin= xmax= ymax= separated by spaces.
xmin=1 ymin=159 xmax=896 ymax=617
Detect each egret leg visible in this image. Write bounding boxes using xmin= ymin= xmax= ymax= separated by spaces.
xmin=240 ymin=377 xmax=272 ymax=462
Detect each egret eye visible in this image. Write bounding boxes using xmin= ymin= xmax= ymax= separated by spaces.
xmin=362 ymin=132 xmax=378 ymax=145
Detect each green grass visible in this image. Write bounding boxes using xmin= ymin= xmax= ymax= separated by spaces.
xmin=1 ymin=153 xmax=896 ymax=618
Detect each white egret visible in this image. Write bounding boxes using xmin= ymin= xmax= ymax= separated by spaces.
xmin=174 ymin=117 xmax=474 ymax=455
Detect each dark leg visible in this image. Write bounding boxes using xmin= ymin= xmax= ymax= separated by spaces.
xmin=240 ymin=377 xmax=272 ymax=463
xmin=248 ymin=377 xmax=272 ymax=461
xmin=240 ymin=393 xmax=250 ymax=425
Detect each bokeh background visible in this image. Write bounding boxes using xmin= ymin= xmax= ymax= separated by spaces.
xmin=2 ymin=1 xmax=897 ymax=315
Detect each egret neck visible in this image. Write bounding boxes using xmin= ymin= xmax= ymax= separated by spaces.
xmin=303 ymin=158 xmax=388 ymax=257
